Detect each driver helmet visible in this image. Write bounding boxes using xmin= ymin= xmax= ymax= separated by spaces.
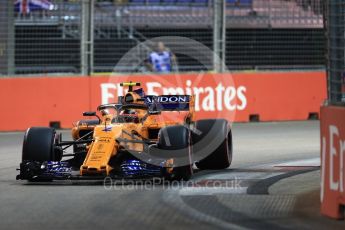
xmin=119 ymin=109 xmax=139 ymax=123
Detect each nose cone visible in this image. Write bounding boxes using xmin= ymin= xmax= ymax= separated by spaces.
xmin=80 ymin=124 xmax=122 ymax=176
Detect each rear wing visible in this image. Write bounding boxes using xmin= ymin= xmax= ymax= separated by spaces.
xmin=144 ymin=95 xmax=192 ymax=111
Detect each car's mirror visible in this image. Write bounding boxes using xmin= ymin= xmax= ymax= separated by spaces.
xmin=82 ymin=111 xmax=101 ymax=124
xmin=83 ymin=111 xmax=97 ymax=117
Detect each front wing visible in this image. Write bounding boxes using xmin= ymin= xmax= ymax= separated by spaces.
xmin=17 ymin=159 xmax=165 ymax=181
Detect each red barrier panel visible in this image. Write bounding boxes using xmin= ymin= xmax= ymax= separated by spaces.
xmin=0 ymin=77 xmax=90 ymax=130
xmin=0 ymin=71 xmax=326 ymax=131
xmin=320 ymin=106 xmax=345 ymax=219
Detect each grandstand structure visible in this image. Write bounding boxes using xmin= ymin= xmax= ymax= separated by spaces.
xmin=1 ymin=0 xmax=325 ymax=75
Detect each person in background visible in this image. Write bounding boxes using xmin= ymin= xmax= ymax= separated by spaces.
xmin=146 ymin=42 xmax=176 ymax=73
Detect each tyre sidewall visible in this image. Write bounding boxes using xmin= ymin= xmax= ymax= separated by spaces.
xmin=22 ymin=127 xmax=57 ymax=162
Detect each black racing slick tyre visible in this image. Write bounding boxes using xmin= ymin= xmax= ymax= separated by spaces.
xmin=22 ymin=127 xmax=61 ymax=162
xmin=157 ymin=125 xmax=193 ymax=181
xmin=192 ymin=119 xmax=232 ymax=170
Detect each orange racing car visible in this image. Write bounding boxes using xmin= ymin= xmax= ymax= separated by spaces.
xmin=17 ymin=82 xmax=232 ymax=181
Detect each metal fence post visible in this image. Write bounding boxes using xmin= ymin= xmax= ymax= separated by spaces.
xmin=213 ymin=0 xmax=226 ymax=73
xmin=90 ymin=0 xmax=94 ymax=74
xmin=7 ymin=0 xmax=15 ymax=76
xmin=81 ymin=0 xmax=94 ymax=75
xmin=81 ymin=0 xmax=88 ymax=75
xmin=326 ymin=0 xmax=344 ymax=104
xmin=0 ymin=1 xmax=14 ymax=76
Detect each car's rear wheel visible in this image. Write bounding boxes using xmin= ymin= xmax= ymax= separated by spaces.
xmin=192 ymin=119 xmax=232 ymax=170
xmin=22 ymin=127 xmax=61 ymax=162
xmin=156 ymin=125 xmax=193 ymax=181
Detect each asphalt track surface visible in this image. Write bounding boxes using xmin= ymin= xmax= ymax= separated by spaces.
xmin=0 ymin=121 xmax=343 ymax=230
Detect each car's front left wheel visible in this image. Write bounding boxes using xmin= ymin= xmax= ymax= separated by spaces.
xmin=22 ymin=127 xmax=61 ymax=162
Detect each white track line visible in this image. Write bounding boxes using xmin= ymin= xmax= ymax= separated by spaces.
xmin=274 ymin=157 xmax=320 ymax=167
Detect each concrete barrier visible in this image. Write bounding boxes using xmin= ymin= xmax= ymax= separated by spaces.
xmin=320 ymin=105 xmax=345 ymax=219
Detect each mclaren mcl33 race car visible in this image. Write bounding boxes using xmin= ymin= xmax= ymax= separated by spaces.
xmin=17 ymin=82 xmax=232 ymax=181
